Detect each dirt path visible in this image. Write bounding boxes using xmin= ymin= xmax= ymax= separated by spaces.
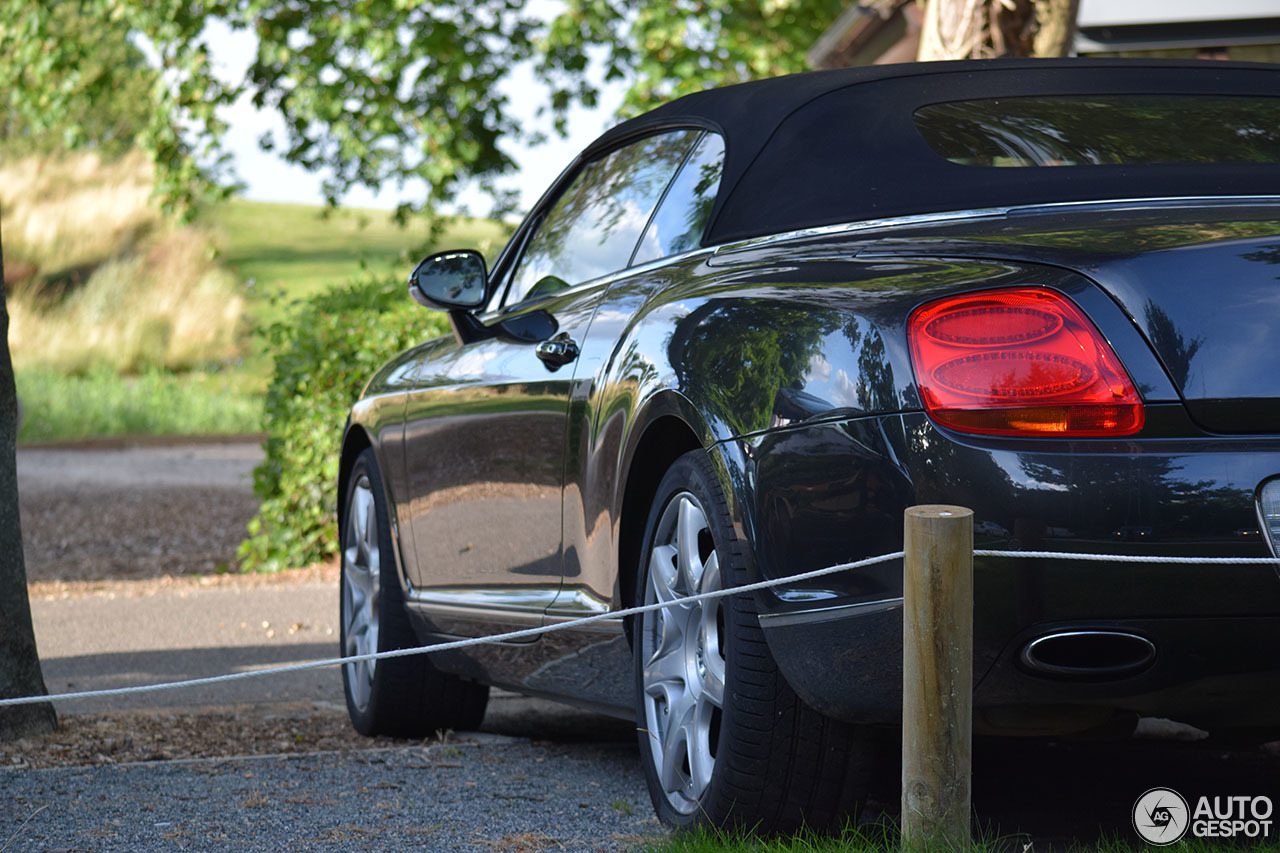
xmin=29 ymin=573 xmax=341 ymax=714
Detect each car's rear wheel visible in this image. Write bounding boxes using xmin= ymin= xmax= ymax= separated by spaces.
xmin=341 ymin=448 xmax=488 ymax=737
xmin=634 ymin=449 xmax=883 ymax=832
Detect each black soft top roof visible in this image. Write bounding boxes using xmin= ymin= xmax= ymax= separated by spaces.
xmin=585 ymin=59 xmax=1280 ymax=246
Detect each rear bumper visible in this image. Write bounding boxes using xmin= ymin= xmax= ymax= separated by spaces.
xmin=760 ymin=600 xmax=1280 ymax=735
xmin=738 ymin=411 xmax=1280 ymax=736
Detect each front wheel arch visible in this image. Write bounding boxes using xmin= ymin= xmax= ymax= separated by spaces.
xmin=339 ymin=447 xmax=489 ymax=737
xmin=337 ymin=422 xmax=372 ymax=534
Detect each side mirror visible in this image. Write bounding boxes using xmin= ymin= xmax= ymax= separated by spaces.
xmin=408 ymin=249 xmax=488 ymax=311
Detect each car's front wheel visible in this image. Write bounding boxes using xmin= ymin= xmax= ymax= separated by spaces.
xmin=634 ymin=449 xmax=883 ymax=832
xmin=341 ymin=447 xmax=488 ymax=737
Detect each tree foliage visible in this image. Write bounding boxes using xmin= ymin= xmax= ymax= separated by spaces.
xmin=538 ymin=0 xmax=847 ymax=118
xmin=1 ymin=1 xmax=237 ymax=217
xmin=1 ymin=0 xmax=850 ymax=222
xmin=0 ymin=0 xmax=1092 ymax=222
xmin=0 ymin=4 xmax=155 ymax=160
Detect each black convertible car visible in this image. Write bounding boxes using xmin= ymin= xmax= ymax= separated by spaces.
xmin=338 ymin=59 xmax=1280 ymax=830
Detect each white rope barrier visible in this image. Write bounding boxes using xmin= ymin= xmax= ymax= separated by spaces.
xmin=2 ymin=547 xmax=1276 ymax=708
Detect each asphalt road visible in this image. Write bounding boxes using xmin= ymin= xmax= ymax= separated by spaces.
xmin=30 ymin=580 xmax=341 ymax=713
xmin=17 ymin=441 xmax=262 ymax=494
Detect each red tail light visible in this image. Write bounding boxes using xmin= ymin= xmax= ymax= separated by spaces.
xmin=907 ymin=288 xmax=1144 ymax=437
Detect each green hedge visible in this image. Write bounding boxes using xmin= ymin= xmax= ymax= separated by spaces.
xmin=238 ymin=275 xmax=450 ymax=572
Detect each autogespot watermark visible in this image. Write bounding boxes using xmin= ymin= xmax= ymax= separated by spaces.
xmin=1133 ymin=788 xmax=1274 ymax=845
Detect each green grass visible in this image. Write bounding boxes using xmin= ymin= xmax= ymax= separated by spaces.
xmin=201 ymin=198 xmax=511 ymax=325
xmin=15 ymin=366 xmax=262 ymax=442
xmin=639 ymin=825 xmax=893 ymax=853
xmin=640 ymin=826 xmax=1280 ymax=853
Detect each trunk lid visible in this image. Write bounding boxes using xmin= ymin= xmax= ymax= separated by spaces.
xmin=1086 ymin=227 xmax=1280 ymax=432
xmin=870 ymin=205 xmax=1280 ymax=433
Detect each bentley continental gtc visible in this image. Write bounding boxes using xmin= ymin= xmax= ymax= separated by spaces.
xmin=337 ymin=59 xmax=1280 ymax=830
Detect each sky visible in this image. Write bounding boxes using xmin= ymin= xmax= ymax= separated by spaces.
xmin=204 ymin=18 xmax=625 ymax=219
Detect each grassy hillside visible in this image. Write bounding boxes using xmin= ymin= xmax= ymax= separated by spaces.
xmin=3 ymin=153 xmax=244 ymax=376
xmin=201 ymin=198 xmax=510 ymax=385
xmin=202 ymin=198 xmax=510 ymax=325
xmin=5 ymin=152 xmax=510 ymax=442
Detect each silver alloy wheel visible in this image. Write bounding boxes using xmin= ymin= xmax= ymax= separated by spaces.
xmin=640 ymin=491 xmax=727 ymax=814
xmin=342 ymin=474 xmax=381 ymax=713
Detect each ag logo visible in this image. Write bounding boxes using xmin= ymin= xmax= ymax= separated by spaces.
xmin=1134 ymin=788 xmax=1190 ymax=845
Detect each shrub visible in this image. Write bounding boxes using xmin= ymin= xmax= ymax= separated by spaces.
xmin=237 ymin=274 xmax=450 ymax=572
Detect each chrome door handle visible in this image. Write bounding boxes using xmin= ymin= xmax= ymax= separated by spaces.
xmin=535 ymin=334 xmax=579 ymax=368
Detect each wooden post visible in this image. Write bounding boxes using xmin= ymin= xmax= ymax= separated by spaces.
xmin=902 ymin=505 xmax=973 ymax=849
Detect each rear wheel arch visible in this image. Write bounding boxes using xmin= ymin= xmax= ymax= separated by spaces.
xmin=632 ymin=447 xmax=887 ymax=831
xmin=617 ymin=414 xmax=703 ymax=644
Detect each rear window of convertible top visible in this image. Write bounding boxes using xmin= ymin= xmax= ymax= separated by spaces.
xmin=914 ymin=95 xmax=1280 ymax=167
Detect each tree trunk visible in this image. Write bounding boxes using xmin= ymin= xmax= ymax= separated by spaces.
xmin=0 ymin=220 xmax=57 ymax=740
xmin=1032 ymin=0 xmax=1079 ymax=57
xmin=918 ymin=0 xmax=987 ymax=61
xmin=917 ymin=0 xmax=1077 ymax=60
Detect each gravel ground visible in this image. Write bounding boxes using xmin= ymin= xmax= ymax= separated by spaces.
xmin=1 ymin=704 xmax=371 ymax=769
xmin=17 ymin=444 xmax=262 ymax=583
xmin=1 ymin=734 xmax=664 ymax=852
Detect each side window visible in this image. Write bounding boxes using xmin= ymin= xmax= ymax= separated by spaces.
xmin=631 ymin=132 xmax=725 ymax=267
xmin=503 ymin=130 xmax=701 ymax=307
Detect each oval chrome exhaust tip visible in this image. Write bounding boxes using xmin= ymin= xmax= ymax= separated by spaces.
xmin=1020 ymin=630 xmax=1155 ymax=679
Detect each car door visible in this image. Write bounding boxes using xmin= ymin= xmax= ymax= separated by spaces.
xmin=398 ymin=129 xmax=706 ymax=643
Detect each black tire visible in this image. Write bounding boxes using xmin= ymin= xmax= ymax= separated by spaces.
xmin=340 ymin=448 xmax=488 ymax=737
xmin=633 ymin=449 xmax=882 ymax=833
xmin=1207 ymin=726 xmax=1280 ymax=748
